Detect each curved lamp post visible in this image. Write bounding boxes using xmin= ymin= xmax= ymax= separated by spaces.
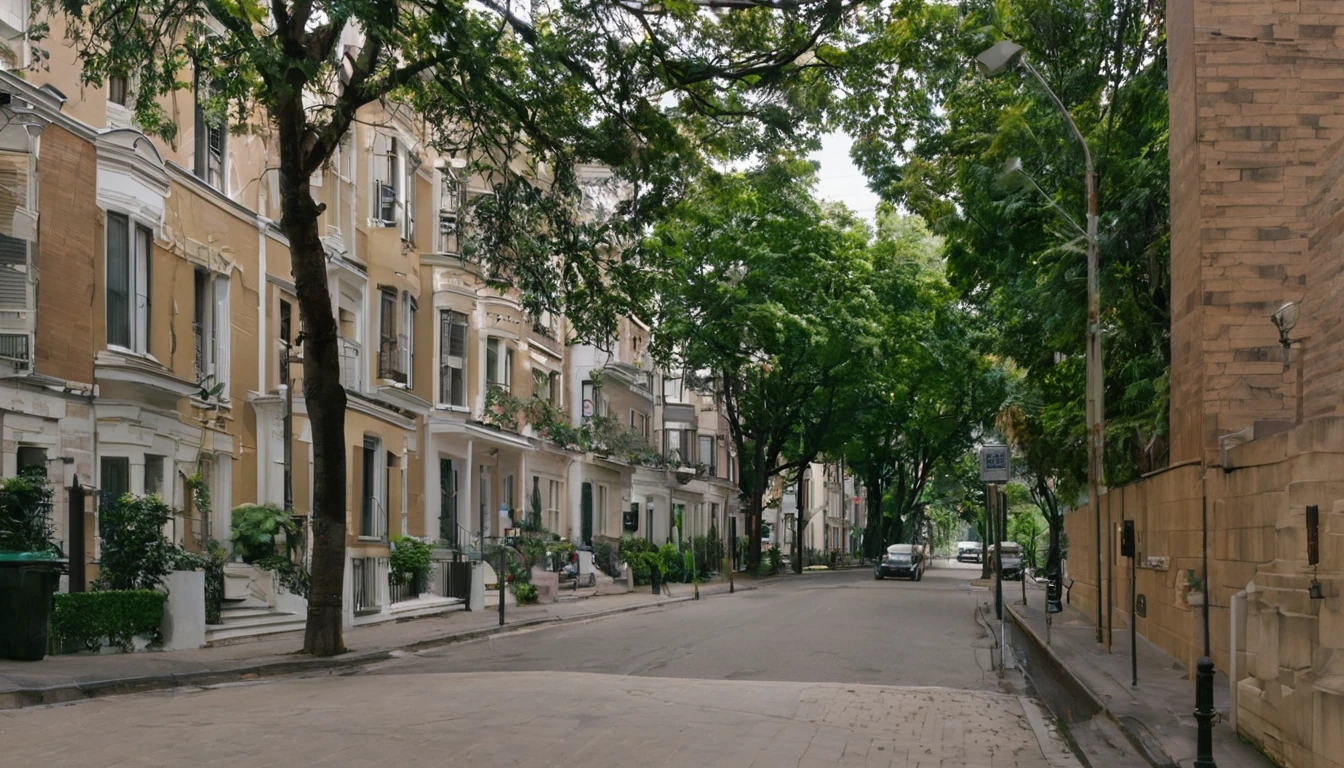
xmin=977 ymin=40 xmax=1106 ymax=645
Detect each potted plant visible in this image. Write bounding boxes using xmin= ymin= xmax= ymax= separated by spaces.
xmin=0 ymin=468 xmax=67 ymax=660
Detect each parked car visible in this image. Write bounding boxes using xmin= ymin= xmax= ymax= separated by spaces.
xmin=956 ymin=541 xmax=982 ymax=563
xmin=874 ymin=543 xmax=924 ymax=581
xmin=986 ymin=542 xmax=1024 ymax=580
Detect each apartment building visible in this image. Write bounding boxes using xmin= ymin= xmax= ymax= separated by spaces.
xmin=0 ymin=9 xmax=748 ymax=630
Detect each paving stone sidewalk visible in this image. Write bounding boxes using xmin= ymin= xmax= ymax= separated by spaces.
xmin=0 ymin=579 xmax=750 ymax=710
xmin=0 ymin=671 xmax=1079 ymax=768
xmin=1006 ymin=581 xmax=1271 ymax=768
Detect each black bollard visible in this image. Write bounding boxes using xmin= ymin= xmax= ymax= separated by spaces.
xmin=1194 ymin=656 xmax=1217 ymax=768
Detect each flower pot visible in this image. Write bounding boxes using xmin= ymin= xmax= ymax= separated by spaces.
xmin=0 ymin=554 xmax=67 ymax=661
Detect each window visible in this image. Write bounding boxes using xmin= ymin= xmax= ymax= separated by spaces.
xmin=377 ymin=289 xmax=404 ymax=383
xmin=145 ymin=455 xmax=164 ymax=496
xmin=663 ymin=375 xmax=684 ymax=403
xmin=193 ymin=75 xmax=226 ymax=191
xmin=437 ymin=171 xmax=463 ymax=253
xmin=699 ymin=435 xmax=716 ymax=476
xmin=193 ymin=267 xmax=229 ymax=396
xmin=547 ymin=479 xmax=562 ymax=535
xmin=106 ymin=212 xmax=152 ymax=353
xmin=278 ymin=298 xmax=293 ymax=379
xmin=404 ymin=294 xmax=416 ymax=386
xmin=360 ymin=437 xmax=384 ymax=539
xmin=533 ymin=368 xmax=553 ymax=403
xmin=438 ymin=310 xmax=468 ymax=407
xmin=549 ymin=372 xmax=560 ymax=406
xmin=101 ymin=457 xmax=130 ymax=502
xmin=0 ymin=149 xmax=33 ymax=366
xmin=403 ymin=153 xmax=419 ymax=244
xmin=373 ymin=134 xmax=400 ymax=226
xmin=665 ymin=428 xmax=686 ymax=464
xmin=485 ymin=338 xmax=513 ymax=393
xmin=108 ymin=75 xmax=129 ymax=106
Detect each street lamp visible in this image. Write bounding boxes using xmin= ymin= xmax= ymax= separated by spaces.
xmin=978 ymin=39 xmax=1105 ymax=645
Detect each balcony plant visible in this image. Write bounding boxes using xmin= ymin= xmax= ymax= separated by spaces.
xmin=0 ymin=467 xmax=66 ymax=660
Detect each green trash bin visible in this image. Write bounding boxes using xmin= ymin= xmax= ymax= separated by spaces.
xmin=0 ymin=553 xmax=67 ymax=661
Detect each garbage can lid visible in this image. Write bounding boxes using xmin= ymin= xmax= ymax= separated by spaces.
xmin=0 ymin=551 xmax=68 ymax=565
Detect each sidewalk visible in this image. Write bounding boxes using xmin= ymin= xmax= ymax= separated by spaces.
xmin=0 ymin=579 xmax=749 ymax=711
xmin=1004 ymin=580 xmax=1271 ymax=768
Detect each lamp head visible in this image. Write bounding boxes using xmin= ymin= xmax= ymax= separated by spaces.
xmin=997 ymin=157 xmax=1027 ymax=189
xmin=976 ymin=40 xmax=1025 ymax=77
xmin=1271 ymin=301 xmax=1300 ymax=337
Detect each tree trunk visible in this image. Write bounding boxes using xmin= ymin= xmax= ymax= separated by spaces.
xmin=746 ymin=440 xmax=767 ymax=572
xmin=276 ymin=104 xmax=349 ymax=658
xmin=863 ymin=469 xmax=882 ymax=561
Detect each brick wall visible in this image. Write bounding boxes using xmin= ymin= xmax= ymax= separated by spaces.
xmin=34 ymin=125 xmax=97 ymax=384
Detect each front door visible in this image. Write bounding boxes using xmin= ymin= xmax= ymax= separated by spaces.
xmin=580 ymin=482 xmax=593 ymax=547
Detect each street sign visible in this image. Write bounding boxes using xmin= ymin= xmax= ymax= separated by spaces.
xmin=979 ymin=445 xmax=1011 ymax=484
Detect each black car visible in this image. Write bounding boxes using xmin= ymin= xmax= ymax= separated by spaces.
xmin=874 ymin=544 xmax=923 ymax=581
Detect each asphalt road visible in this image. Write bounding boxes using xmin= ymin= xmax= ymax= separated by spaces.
xmin=0 ymin=559 xmax=1082 ymax=767
xmin=367 ymin=559 xmax=1000 ymax=690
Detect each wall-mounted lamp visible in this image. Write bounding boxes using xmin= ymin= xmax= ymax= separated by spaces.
xmin=1271 ymin=301 xmax=1301 ymax=369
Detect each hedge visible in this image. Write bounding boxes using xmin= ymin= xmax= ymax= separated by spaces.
xmin=49 ymin=590 xmax=166 ymax=653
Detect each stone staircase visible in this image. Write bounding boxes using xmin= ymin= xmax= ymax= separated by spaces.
xmin=205 ymin=598 xmax=306 ymax=646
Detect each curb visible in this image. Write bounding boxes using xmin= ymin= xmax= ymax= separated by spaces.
xmin=1005 ymin=603 xmax=1177 ymax=768
xmin=0 ymin=587 xmax=753 ymax=711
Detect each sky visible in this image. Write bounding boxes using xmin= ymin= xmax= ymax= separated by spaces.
xmin=809 ymin=131 xmax=882 ymax=223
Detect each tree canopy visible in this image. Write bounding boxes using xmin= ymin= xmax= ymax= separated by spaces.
xmin=829 ymin=0 xmax=1170 ymax=495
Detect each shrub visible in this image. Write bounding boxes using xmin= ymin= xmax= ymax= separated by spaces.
xmin=691 ymin=535 xmax=721 ymax=580
xmin=230 ymin=504 xmax=294 ymax=563
xmin=547 ymin=539 xmax=577 ymax=572
xmin=96 ymin=494 xmax=179 ymax=591
xmin=618 ymin=537 xmax=659 ymax=585
xmin=389 ymin=536 xmax=433 ymax=588
xmin=767 ymin=546 xmax=783 ymax=575
xmin=592 ymin=539 xmax=621 ymax=578
xmin=512 ymin=582 xmax=538 ymax=604
xmin=658 ymin=542 xmax=683 ymax=582
xmin=0 ymin=467 xmax=58 ymax=554
xmin=49 ymin=590 xmax=166 ymax=653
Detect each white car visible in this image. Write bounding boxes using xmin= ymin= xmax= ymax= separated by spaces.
xmin=956 ymin=541 xmax=982 ymax=563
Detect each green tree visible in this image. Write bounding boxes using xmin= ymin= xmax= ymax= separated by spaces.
xmin=837 ymin=215 xmax=1005 ymax=558
xmin=44 ymin=0 xmax=863 ymax=655
xmin=649 ymin=160 xmax=876 ymax=571
xmin=831 ymin=0 xmax=1170 ymax=495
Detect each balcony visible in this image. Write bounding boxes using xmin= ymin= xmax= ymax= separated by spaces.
xmin=378 ymin=337 xmax=406 ymax=384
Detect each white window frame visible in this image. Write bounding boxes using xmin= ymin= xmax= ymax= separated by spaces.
xmin=403 ymin=293 xmax=415 ymax=386
xmin=192 ymin=266 xmax=230 ymax=399
xmin=485 ymin=337 xmax=514 ymax=393
xmin=438 ymin=309 xmax=468 ymax=409
xmin=105 ymin=211 xmax=154 ymax=355
xmin=371 ymin=133 xmax=399 ymax=227
xmin=547 ymin=479 xmax=562 ymax=535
